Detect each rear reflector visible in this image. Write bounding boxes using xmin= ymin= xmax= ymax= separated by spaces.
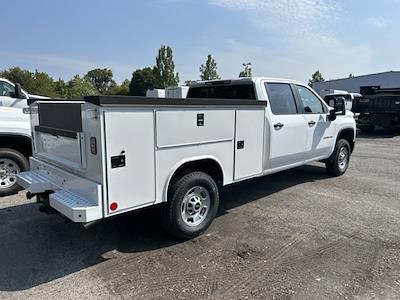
xmin=110 ymin=202 xmax=118 ymax=211
xmin=90 ymin=137 xmax=97 ymax=155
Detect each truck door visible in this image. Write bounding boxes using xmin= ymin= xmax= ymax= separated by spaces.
xmin=265 ymin=83 xmax=308 ymax=169
xmin=294 ymin=85 xmax=335 ymax=159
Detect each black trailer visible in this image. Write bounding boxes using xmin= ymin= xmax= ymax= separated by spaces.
xmin=354 ymin=87 xmax=400 ymax=132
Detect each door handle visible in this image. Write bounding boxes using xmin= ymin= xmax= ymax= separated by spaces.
xmin=308 ymin=120 xmax=316 ymax=126
xmin=273 ymin=123 xmax=284 ymax=129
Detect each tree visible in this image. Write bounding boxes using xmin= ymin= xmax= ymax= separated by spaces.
xmin=239 ymin=63 xmax=252 ymax=78
xmin=84 ymin=68 xmax=116 ymax=94
xmin=129 ymin=68 xmax=156 ymax=96
xmin=31 ymin=70 xmax=59 ymax=97
xmin=200 ymin=54 xmax=220 ymax=80
xmin=1 ymin=67 xmax=36 ymax=93
xmin=54 ymin=79 xmax=68 ymax=98
xmin=0 ymin=67 xmax=62 ymax=97
xmin=106 ymin=79 xmax=130 ymax=95
xmin=184 ymin=80 xmax=197 ymax=86
xmin=308 ymin=70 xmax=325 ymax=86
xmin=349 ymin=73 xmax=354 ymax=78
xmin=66 ymin=75 xmax=98 ymax=98
xmin=153 ymin=45 xmax=179 ymax=88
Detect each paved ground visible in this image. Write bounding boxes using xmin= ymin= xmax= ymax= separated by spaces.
xmin=1 ymin=129 xmax=400 ymax=300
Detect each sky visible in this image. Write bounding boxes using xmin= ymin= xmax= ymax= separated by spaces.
xmin=1 ymin=0 xmax=399 ymax=84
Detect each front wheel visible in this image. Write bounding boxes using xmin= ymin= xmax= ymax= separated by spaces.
xmin=0 ymin=148 xmax=29 ymax=197
xmin=161 ymin=172 xmax=219 ymax=239
xmin=325 ymin=139 xmax=351 ymax=176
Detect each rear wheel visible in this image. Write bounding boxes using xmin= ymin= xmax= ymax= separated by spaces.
xmin=325 ymin=139 xmax=351 ymax=176
xmin=0 ymin=148 xmax=29 ymax=197
xmin=162 ymin=172 xmax=219 ymax=239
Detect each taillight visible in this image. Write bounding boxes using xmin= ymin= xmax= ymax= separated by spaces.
xmin=90 ymin=137 xmax=97 ymax=155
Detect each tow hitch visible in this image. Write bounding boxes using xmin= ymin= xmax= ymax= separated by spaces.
xmin=27 ymin=190 xmax=58 ymax=215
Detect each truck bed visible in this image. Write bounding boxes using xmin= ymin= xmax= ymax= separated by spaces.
xmin=20 ymin=95 xmax=267 ymax=222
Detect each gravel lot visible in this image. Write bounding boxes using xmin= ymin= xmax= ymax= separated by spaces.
xmin=1 ymin=130 xmax=399 ymax=300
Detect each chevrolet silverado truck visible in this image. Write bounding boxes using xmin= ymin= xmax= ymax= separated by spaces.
xmin=0 ymin=78 xmax=47 ymax=196
xmin=17 ymin=78 xmax=356 ymax=238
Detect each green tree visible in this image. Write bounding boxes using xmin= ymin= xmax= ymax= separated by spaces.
xmin=84 ymin=68 xmax=116 ymax=94
xmin=31 ymin=70 xmax=59 ymax=97
xmin=66 ymin=75 xmax=98 ymax=98
xmin=200 ymin=54 xmax=220 ymax=80
xmin=1 ymin=67 xmax=36 ymax=92
xmin=308 ymin=70 xmax=325 ymax=86
xmin=0 ymin=67 xmax=62 ymax=97
xmin=106 ymin=79 xmax=130 ymax=95
xmin=54 ymin=79 xmax=68 ymax=98
xmin=153 ymin=45 xmax=179 ymax=88
xmin=129 ymin=68 xmax=156 ymax=96
xmin=184 ymin=80 xmax=197 ymax=86
xmin=239 ymin=63 xmax=252 ymax=78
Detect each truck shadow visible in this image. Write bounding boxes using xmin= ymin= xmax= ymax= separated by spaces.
xmin=0 ymin=164 xmax=330 ymax=292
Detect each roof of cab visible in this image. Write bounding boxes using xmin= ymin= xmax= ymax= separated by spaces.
xmin=190 ymin=77 xmax=307 ymax=87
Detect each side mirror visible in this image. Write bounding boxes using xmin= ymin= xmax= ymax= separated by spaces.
xmin=14 ymin=83 xmax=27 ymax=99
xmin=334 ymin=97 xmax=346 ymax=115
xmin=328 ymin=97 xmax=346 ymax=121
xmin=328 ymin=109 xmax=337 ymax=121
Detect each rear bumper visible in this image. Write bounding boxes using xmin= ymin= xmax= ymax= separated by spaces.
xmin=17 ymin=157 xmax=103 ymax=223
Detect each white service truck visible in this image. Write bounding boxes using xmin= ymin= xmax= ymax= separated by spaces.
xmin=17 ymin=78 xmax=356 ymax=238
xmin=0 ymin=78 xmax=47 ymax=196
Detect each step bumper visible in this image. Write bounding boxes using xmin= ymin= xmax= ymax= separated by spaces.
xmin=17 ymin=157 xmax=103 ymax=223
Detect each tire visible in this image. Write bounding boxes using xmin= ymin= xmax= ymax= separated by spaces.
xmin=161 ymin=171 xmax=219 ymax=239
xmin=325 ymin=139 xmax=351 ymax=177
xmin=0 ymin=148 xmax=29 ymax=197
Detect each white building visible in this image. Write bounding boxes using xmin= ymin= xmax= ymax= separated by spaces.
xmin=312 ymin=71 xmax=400 ymax=96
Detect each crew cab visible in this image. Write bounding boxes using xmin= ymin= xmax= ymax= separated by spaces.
xmin=0 ymin=79 xmax=48 ymax=196
xmin=17 ymin=78 xmax=356 ymax=238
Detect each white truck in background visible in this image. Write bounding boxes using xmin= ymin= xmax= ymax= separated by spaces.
xmin=17 ymin=78 xmax=356 ymax=238
xmin=146 ymin=86 xmax=189 ymax=99
xmin=0 ymin=78 xmax=47 ymax=196
xmin=323 ymin=91 xmax=362 ymax=112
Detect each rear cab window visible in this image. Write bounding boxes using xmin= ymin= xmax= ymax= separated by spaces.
xmin=187 ymin=83 xmax=256 ymax=100
xmin=265 ymin=83 xmax=298 ymax=115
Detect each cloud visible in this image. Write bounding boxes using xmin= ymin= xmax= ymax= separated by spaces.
xmin=207 ymin=0 xmax=374 ymax=82
xmin=210 ymin=0 xmax=339 ymax=35
xmin=366 ymin=17 xmax=389 ymax=28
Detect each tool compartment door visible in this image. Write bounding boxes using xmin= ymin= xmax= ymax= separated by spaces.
xmin=234 ymin=109 xmax=264 ymax=180
xmin=104 ymin=110 xmax=155 ymax=215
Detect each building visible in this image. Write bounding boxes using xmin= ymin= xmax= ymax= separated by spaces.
xmin=312 ymin=71 xmax=400 ymax=96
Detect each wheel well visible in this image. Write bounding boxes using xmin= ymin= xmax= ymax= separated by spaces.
xmin=0 ymin=135 xmax=32 ymax=159
xmin=338 ymin=129 xmax=355 ymax=153
xmin=168 ymin=159 xmax=224 ymax=196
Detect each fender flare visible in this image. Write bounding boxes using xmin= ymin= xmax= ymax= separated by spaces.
xmin=330 ymin=127 xmax=356 ymax=155
xmin=162 ymin=155 xmax=226 ymax=203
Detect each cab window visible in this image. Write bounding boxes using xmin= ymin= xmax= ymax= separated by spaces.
xmin=187 ymin=84 xmax=256 ymax=99
xmin=0 ymin=81 xmax=15 ymax=97
xmin=296 ymin=85 xmax=325 ymax=114
xmin=265 ymin=83 xmax=298 ymax=115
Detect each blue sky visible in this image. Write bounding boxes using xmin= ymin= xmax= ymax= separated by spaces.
xmin=1 ymin=0 xmax=399 ymax=84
